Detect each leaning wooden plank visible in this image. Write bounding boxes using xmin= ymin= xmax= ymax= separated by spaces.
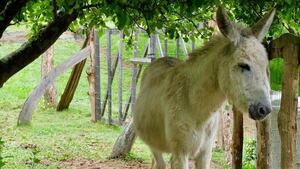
xmin=56 ymin=36 xmax=89 ymax=111
xmin=18 ymin=47 xmax=90 ymax=125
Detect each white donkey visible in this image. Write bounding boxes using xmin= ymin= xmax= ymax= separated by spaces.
xmin=133 ymin=6 xmax=275 ymax=169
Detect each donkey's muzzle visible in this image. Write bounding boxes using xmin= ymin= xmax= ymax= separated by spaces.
xmin=249 ymin=103 xmax=271 ymax=120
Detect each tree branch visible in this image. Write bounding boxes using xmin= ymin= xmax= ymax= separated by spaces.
xmin=52 ymin=0 xmax=58 ymax=19
xmin=0 ymin=0 xmax=10 ymax=12
xmin=0 ymin=0 xmax=29 ymax=38
xmin=0 ymin=12 xmax=78 ymax=87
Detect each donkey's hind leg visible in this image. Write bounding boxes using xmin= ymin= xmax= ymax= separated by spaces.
xmin=150 ymin=149 xmax=166 ymax=169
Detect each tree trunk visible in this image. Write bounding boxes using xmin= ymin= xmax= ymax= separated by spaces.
xmin=0 ymin=12 xmax=78 ymax=87
xmin=277 ymin=36 xmax=299 ymax=169
xmin=232 ymin=106 xmax=243 ymax=169
xmin=0 ymin=0 xmax=29 ymax=38
xmin=56 ymin=36 xmax=89 ymax=111
xmin=256 ymin=117 xmax=271 ymax=169
xmin=110 ymin=120 xmax=136 ymax=159
xmin=41 ymin=45 xmax=57 ymax=107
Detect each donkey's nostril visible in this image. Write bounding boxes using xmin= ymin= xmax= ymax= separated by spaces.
xmin=258 ymin=106 xmax=266 ymax=116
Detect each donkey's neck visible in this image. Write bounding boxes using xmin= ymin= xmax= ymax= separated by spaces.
xmin=181 ymin=36 xmax=228 ymax=121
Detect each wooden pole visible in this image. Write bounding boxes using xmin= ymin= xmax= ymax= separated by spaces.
xmin=107 ymin=30 xmax=113 ymax=125
xmin=94 ymin=29 xmax=101 ymax=120
xmin=149 ymin=34 xmax=156 ymax=58
xmin=118 ymin=31 xmax=123 ymax=124
xmin=164 ymin=36 xmax=168 ymax=57
xmin=256 ymin=117 xmax=271 ymax=169
xmin=232 ymin=106 xmax=243 ymax=169
xmin=156 ymin=34 xmax=163 ymax=57
xmin=176 ymin=38 xmax=180 ymax=59
xmin=87 ymin=29 xmax=99 ymax=122
xmin=179 ymin=37 xmax=188 ymax=59
xmin=130 ymin=31 xmax=138 ymax=117
xmin=41 ymin=45 xmax=57 ymax=107
xmin=277 ymin=35 xmax=299 ymax=169
xmin=57 ymin=35 xmax=89 ymax=111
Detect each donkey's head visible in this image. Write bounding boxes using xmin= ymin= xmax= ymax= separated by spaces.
xmin=216 ymin=6 xmax=275 ymax=120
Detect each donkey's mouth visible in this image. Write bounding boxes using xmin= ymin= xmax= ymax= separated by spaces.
xmin=248 ymin=103 xmax=271 ymax=120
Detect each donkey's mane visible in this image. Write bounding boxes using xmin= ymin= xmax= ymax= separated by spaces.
xmin=187 ymin=35 xmax=229 ymax=62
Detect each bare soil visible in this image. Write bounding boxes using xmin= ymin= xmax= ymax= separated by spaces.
xmin=51 ymin=159 xmax=221 ymax=169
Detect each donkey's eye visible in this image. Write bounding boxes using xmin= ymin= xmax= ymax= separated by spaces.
xmin=238 ymin=63 xmax=251 ymax=71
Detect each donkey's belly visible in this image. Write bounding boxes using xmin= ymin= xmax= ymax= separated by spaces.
xmin=134 ymin=109 xmax=170 ymax=152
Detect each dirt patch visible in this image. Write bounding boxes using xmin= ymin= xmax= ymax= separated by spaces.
xmin=53 ymin=158 xmax=221 ymax=169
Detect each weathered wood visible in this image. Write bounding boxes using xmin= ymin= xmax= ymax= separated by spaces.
xmin=276 ymin=34 xmax=299 ymax=169
xmin=190 ymin=41 xmax=195 ymax=51
xmin=41 ymin=45 xmax=57 ymax=107
xmin=130 ymin=58 xmax=153 ymax=65
xmin=164 ymin=37 xmax=168 ymax=57
xmin=100 ymin=56 xmax=119 ymax=117
xmin=149 ymin=34 xmax=156 ymax=58
xmin=118 ymin=32 xmax=124 ymax=124
xmin=176 ymin=38 xmax=180 ymax=59
xmin=87 ymin=29 xmax=101 ymax=122
xmin=56 ymin=36 xmax=89 ymax=111
xmin=223 ymin=105 xmax=233 ymax=166
xmin=110 ymin=120 xmax=136 ymax=158
xmin=123 ymin=45 xmax=149 ymax=120
xmin=94 ymin=30 xmax=101 ymax=120
xmin=232 ymin=106 xmax=243 ymax=169
xmin=106 ymin=30 xmax=113 ymax=125
xmin=130 ymin=31 xmax=139 ymax=117
xmin=156 ymin=34 xmax=164 ymax=57
xmin=180 ymin=37 xmax=188 ymax=58
xmin=256 ymin=117 xmax=271 ymax=169
xmin=18 ymin=47 xmax=90 ymax=125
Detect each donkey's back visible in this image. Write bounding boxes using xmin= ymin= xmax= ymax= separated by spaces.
xmin=134 ymin=57 xmax=181 ymax=152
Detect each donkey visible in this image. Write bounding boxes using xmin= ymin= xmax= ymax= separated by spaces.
xmin=133 ymin=6 xmax=275 ymax=169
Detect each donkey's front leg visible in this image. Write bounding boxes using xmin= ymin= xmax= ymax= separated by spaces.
xmin=170 ymin=153 xmax=189 ymax=169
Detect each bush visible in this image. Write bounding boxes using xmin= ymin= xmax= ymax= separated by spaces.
xmin=243 ymin=138 xmax=256 ymax=168
xmin=0 ymin=138 xmax=6 ymax=168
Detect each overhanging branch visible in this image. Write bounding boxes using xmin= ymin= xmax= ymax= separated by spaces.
xmin=0 ymin=0 xmax=29 ymax=38
xmin=0 ymin=12 xmax=78 ymax=87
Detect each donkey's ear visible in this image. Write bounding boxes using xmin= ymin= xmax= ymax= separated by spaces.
xmin=216 ymin=6 xmax=240 ymax=45
xmin=250 ymin=8 xmax=276 ymax=42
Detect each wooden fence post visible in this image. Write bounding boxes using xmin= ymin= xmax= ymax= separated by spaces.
xmin=41 ymin=45 xmax=57 ymax=107
xmin=87 ymin=29 xmax=101 ymax=122
xmin=107 ymin=30 xmax=113 ymax=124
xmin=118 ymin=31 xmax=123 ymax=124
xmin=232 ymin=106 xmax=243 ymax=169
xmin=156 ymin=34 xmax=163 ymax=57
xmin=179 ymin=37 xmax=188 ymax=59
xmin=130 ymin=31 xmax=139 ymax=117
xmin=176 ymin=38 xmax=180 ymax=59
xmin=149 ymin=34 xmax=156 ymax=58
xmin=164 ymin=36 xmax=168 ymax=57
xmin=256 ymin=117 xmax=271 ymax=169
